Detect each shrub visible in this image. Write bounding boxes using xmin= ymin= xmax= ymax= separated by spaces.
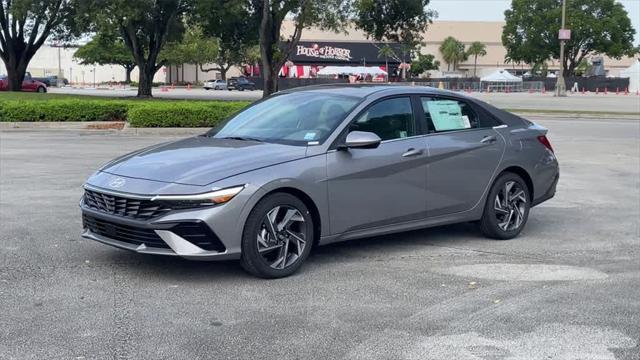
xmin=0 ymin=99 xmax=128 ymax=122
xmin=127 ymin=101 xmax=250 ymax=128
xmin=0 ymin=94 xmax=251 ymax=127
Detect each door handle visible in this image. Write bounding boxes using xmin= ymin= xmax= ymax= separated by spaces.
xmin=402 ymin=148 xmax=424 ymax=157
xmin=481 ymin=135 xmax=497 ymax=144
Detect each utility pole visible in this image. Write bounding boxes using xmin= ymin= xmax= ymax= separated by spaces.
xmin=555 ymin=0 xmax=568 ymax=97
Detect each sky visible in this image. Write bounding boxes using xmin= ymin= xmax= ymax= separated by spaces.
xmin=429 ymin=0 xmax=640 ymax=45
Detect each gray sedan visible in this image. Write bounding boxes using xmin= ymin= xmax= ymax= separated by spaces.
xmin=80 ymin=85 xmax=559 ymax=278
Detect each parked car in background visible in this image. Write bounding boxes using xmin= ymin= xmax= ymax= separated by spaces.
xmin=80 ymin=85 xmax=559 ymax=278
xmin=204 ymin=79 xmax=227 ymax=90
xmin=0 ymin=73 xmax=47 ymax=92
xmin=227 ymin=77 xmax=256 ymax=91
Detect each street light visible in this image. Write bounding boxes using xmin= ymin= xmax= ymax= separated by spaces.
xmin=555 ymin=0 xmax=569 ymax=97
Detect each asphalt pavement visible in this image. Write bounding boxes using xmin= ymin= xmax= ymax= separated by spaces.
xmin=0 ymin=116 xmax=639 ymax=359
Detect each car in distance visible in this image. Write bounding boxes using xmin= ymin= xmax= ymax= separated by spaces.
xmin=204 ymin=79 xmax=227 ymax=90
xmin=227 ymin=76 xmax=256 ymax=91
xmin=0 ymin=73 xmax=47 ymax=92
xmin=80 ymin=85 xmax=559 ymax=278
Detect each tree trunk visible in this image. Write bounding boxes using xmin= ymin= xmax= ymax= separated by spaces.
xmin=220 ymin=68 xmax=227 ymax=81
xmin=473 ymin=55 xmax=478 ymax=78
xmin=195 ymin=63 xmax=199 ymax=83
xmin=137 ymin=64 xmax=155 ymax=98
xmin=4 ymin=56 xmax=29 ymax=91
xmin=447 ymin=63 xmax=451 ymax=72
xmin=124 ymin=66 xmax=133 ymax=84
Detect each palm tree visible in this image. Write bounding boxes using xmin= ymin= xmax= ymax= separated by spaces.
xmin=378 ymin=44 xmax=396 ymax=82
xmin=466 ymin=41 xmax=487 ymax=78
xmin=439 ymin=36 xmax=467 ymax=72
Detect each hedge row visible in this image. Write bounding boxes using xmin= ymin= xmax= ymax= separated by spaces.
xmin=127 ymin=101 xmax=249 ymax=127
xmin=0 ymin=98 xmax=251 ymax=127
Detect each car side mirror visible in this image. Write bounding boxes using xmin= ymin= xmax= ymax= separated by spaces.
xmin=343 ymin=131 xmax=382 ymax=149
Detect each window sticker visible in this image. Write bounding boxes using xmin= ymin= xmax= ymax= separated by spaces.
xmin=303 ymin=132 xmax=317 ymax=140
xmin=427 ymin=100 xmax=470 ymax=131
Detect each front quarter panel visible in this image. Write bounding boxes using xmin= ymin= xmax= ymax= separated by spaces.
xmin=208 ymin=153 xmax=330 ymax=246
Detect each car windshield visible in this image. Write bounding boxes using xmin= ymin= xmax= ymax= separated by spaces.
xmin=209 ymin=92 xmax=361 ymax=145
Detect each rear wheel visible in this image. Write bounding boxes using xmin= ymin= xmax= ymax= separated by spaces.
xmin=240 ymin=193 xmax=314 ymax=278
xmin=37 ymin=86 xmax=46 ymax=93
xmin=480 ymin=172 xmax=530 ymax=240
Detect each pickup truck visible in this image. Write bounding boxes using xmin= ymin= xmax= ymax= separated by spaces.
xmin=0 ymin=72 xmax=48 ymax=92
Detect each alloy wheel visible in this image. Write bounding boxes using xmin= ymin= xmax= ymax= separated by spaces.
xmin=257 ymin=205 xmax=307 ymax=269
xmin=494 ymin=180 xmax=527 ymax=231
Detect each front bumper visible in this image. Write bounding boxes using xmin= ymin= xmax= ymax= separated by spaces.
xmin=80 ymin=204 xmax=241 ymax=261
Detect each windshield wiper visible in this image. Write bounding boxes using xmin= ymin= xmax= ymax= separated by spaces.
xmin=218 ymin=136 xmax=264 ymax=142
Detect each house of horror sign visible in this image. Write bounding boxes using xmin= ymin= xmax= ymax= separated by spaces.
xmin=287 ymin=41 xmax=404 ymax=65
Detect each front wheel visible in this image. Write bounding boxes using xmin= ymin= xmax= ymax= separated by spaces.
xmin=240 ymin=193 xmax=314 ymax=278
xmin=479 ymin=172 xmax=530 ymax=240
xmin=37 ymin=86 xmax=47 ymax=93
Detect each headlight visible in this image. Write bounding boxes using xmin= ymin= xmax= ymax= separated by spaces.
xmin=150 ymin=185 xmax=245 ymax=207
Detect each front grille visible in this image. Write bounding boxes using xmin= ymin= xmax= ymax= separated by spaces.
xmin=84 ymin=189 xmax=171 ymax=220
xmin=83 ymin=215 xmax=227 ymax=253
xmin=83 ymin=214 xmax=170 ymax=249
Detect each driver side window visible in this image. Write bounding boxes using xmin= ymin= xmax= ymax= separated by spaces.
xmin=350 ymin=97 xmax=415 ymax=141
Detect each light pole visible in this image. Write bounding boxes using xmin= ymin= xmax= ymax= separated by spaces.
xmin=555 ymin=0 xmax=568 ymax=97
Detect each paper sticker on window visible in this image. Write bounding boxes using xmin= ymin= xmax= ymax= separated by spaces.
xmin=427 ymin=100 xmax=470 ymax=131
xmin=303 ymin=132 xmax=317 ymax=140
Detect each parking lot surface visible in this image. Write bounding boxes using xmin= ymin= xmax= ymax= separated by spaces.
xmin=1 ymin=117 xmax=639 ymax=359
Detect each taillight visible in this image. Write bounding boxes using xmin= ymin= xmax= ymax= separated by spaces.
xmin=537 ymin=135 xmax=554 ymax=153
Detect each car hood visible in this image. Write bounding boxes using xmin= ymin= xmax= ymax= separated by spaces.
xmin=100 ymin=136 xmax=308 ymax=186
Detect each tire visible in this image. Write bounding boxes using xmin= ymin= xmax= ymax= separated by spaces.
xmin=37 ymin=86 xmax=47 ymax=93
xmin=214 ymin=86 xmax=219 ymax=90
xmin=240 ymin=193 xmax=314 ymax=278
xmin=239 ymin=87 xmax=245 ymax=91
xmin=204 ymin=87 xmax=210 ymax=90
xmin=479 ymin=172 xmax=530 ymax=240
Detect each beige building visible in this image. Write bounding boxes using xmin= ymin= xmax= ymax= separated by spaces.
xmin=282 ymin=20 xmax=637 ymax=78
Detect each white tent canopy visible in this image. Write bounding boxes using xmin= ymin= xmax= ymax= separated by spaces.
xmin=317 ymin=66 xmax=387 ymax=76
xmin=620 ymin=59 xmax=640 ymax=92
xmin=480 ymin=69 xmax=523 ymax=83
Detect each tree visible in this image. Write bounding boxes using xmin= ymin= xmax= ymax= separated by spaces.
xmin=75 ymin=0 xmax=190 ymax=97
xmin=378 ymin=44 xmax=395 ymax=81
xmin=355 ymin=0 xmax=435 ymax=79
xmin=252 ymin=0 xmax=349 ymax=97
xmin=410 ymin=53 xmax=439 ymax=77
xmin=74 ymin=33 xmax=136 ymax=83
xmin=0 ymin=0 xmax=73 ymax=91
xmin=439 ymin=36 xmax=467 ymax=71
xmin=466 ymin=41 xmax=486 ymax=78
xmin=503 ymin=0 xmax=638 ymax=76
xmin=354 ymin=0 xmax=435 ymax=49
xmin=193 ymin=0 xmax=258 ymax=80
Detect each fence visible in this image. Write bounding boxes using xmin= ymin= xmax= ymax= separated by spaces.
xmin=246 ymin=76 xmax=629 ymax=93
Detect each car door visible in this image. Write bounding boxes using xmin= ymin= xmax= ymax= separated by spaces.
xmin=326 ymin=96 xmax=428 ymax=235
xmin=421 ymin=96 xmax=505 ymax=217
xmin=22 ymin=74 xmax=37 ymax=91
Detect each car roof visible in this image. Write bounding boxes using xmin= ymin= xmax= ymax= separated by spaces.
xmin=280 ymin=83 xmax=461 ymax=99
